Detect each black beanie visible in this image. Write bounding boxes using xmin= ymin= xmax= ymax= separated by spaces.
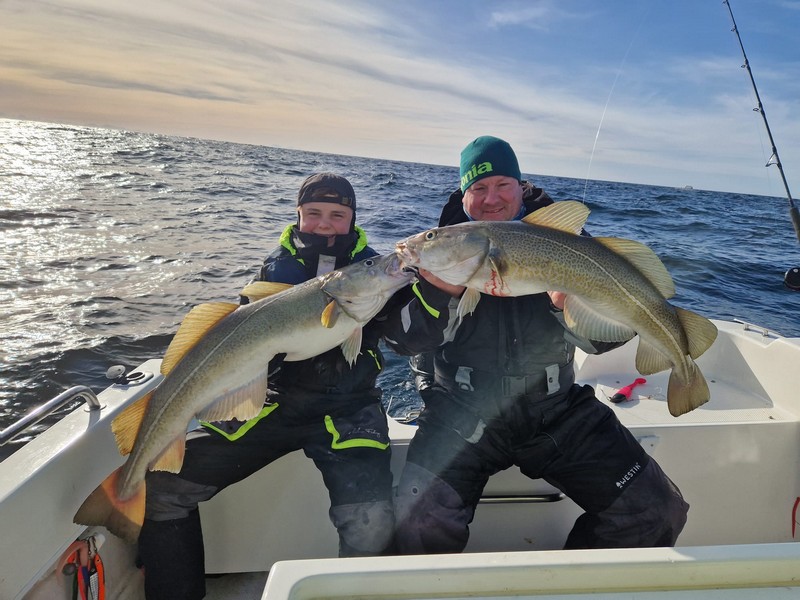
xmin=296 ymin=173 xmax=356 ymax=212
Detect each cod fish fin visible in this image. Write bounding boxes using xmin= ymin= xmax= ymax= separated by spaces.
xmin=521 ymin=200 xmax=590 ymax=234
xmin=486 ymin=245 xmax=508 ymax=280
xmin=111 ymin=391 xmax=152 ymax=456
xmin=563 ymin=296 xmax=635 ymax=342
xmin=340 ymin=328 xmax=363 ymax=365
xmin=196 ymin=369 xmax=269 ymax=423
xmin=161 ymin=302 xmax=239 ymax=374
xmin=150 ymin=434 xmax=187 ymax=473
xmin=457 ymin=288 xmax=482 ymax=319
xmin=594 ymin=237 xmax=675 ymax=299
xmin=321 ymin=300 xmax=340 ymax=328
xmin=240 ymin=281 xmax=292 ymax=302
xmin=676 ymin=307 xmax=718 ymax=359
xmin=667 ymin=361 xmax=710 ymax=417
xmin=634 ymin=339 xmax=673 ymax=376
xmin=73 ymin=467 xmax=145 ymax=544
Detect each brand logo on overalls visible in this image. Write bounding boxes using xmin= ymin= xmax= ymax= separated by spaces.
xmin=460 ymin=162 xmax=493 ymax=189
xmin=615 ymin=461 xmax=642 ymax=489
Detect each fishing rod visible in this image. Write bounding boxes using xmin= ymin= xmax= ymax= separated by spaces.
xmin=723 ymin=0 xmax=800 ymax=290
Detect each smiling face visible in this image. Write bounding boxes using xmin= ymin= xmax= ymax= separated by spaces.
xmin=462 ymin=175 xmax=523 ymax=221
xmin=297 ymin=201 xmax=354 ymax=245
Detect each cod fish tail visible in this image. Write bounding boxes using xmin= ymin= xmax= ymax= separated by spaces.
xmin=667 ymin=360 xmax=710 ymax=417
xmin=73 ymin=467 xmax=146 ymax=544
xmin=666 ymin=307 xmax=717 ymax=417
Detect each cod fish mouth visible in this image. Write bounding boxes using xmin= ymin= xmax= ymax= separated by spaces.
xmin=395 ymin=240 xmax=420 ymax=269
xmin=385 ymin=252 xmax=402 ymax=272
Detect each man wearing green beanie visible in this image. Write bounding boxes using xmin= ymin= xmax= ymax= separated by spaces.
xmin=385 ymin=136 xmax=689 ymax=554
xmin=458 ymin=135 xmax=521 ymax=193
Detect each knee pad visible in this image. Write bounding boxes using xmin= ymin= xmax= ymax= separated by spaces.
xmin=572 ymin=459 xmax=689 ymax=548
xmin=395 ymin=462 xmax=474 ymax=554
xmin=628 ymin=460 xmax=689 ymax=542
xmin=330 ymin=500 xmax=395 ymax=556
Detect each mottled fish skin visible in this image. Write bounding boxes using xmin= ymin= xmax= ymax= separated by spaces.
xmin=396 ymin=201 xmax=717 ymax=418
xmin=73 ymin=254 xmax=413 ymax=542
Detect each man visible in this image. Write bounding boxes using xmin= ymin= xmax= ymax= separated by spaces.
xmin=385 ymin=136 xmax=689 ymax=554
xmin=138 ymin=173 xmax=395 ymax=599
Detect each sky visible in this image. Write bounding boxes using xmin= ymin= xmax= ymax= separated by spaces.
xmin=1 ymin=0 xmax=799 ymax=197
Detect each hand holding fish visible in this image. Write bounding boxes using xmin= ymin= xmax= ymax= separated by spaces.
xmin=548 ymin=291 xmax=567 ymax=310
xmin=417 ymin=268 xmax=466 ymax=298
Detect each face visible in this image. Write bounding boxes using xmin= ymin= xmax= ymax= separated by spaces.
xmin=298 ymin=202 xmax=354 ymax=245
xmin=462 ymin=175 xmax=523 ymax=221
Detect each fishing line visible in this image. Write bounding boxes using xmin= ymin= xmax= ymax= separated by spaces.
xmin=723 ymin=0 xmax=800 ymax=289
xmin=582 ymin=69 xmax=621 ymax=204
xmin=582 ymin=4 xmax=651 ymax=204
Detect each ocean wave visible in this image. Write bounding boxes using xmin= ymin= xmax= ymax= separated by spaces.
xmin=2 ymin=118 xmax=799 ymax=441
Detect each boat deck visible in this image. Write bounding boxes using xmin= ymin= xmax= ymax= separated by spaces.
xmin=590 ymin=372 xmax=794 ymax=425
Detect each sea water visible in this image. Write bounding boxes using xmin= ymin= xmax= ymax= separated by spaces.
xmin=2 ymin=118 xmax=799 ymax=446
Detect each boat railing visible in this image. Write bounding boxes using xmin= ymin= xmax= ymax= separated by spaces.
xmin=0 ymin=386 xmax=102 ymax=446
xmin=733 ymin=318 xmax=780 ymax=338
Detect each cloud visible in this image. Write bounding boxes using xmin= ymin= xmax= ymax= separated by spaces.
xmin=487 ymin=1 xmax=592 ymax=31
xmin=0 ymin=0 xmax=797 ymax=196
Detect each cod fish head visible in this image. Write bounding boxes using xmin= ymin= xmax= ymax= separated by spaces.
xmin=396 ymin=224 xmax=490 ymax=286
xmin=321 ymin=253 xmax=414 ymax=322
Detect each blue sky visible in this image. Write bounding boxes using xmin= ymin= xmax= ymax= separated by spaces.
xmin=1 ymin=0 xmax=798 ymax=196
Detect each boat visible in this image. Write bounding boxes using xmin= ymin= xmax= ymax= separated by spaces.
xmin=2 ymin=317 xmax=799 ymax=599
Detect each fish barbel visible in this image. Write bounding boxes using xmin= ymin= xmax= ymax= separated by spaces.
xmin=395 ymin=201 xmax=717 ymax=418
xmin=73 ymin=254 xmax=413 ymax=542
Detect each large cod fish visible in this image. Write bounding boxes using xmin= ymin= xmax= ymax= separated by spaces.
xmin=74 ymin=254 xmax=413 ymax=543
xmin=395 ymin=201 xmax=717 ymax=418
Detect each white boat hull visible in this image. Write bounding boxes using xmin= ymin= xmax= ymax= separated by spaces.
xmin=263 ymin=543 xmax=800 ymax=599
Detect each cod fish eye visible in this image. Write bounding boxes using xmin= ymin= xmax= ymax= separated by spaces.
xmin=425 ymin=231 xmax=436 ymax=241
xmin=364 ymin=259 xmax=375 ymax=267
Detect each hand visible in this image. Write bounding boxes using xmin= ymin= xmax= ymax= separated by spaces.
xmin=419 ymin=268 xmax=466 ymax=298
xmin=548 ymin=291 xmax=566 ymax=310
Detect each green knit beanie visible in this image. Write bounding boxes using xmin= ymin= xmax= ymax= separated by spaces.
xmin=459 ymin=136 xmax=521 ymax=192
